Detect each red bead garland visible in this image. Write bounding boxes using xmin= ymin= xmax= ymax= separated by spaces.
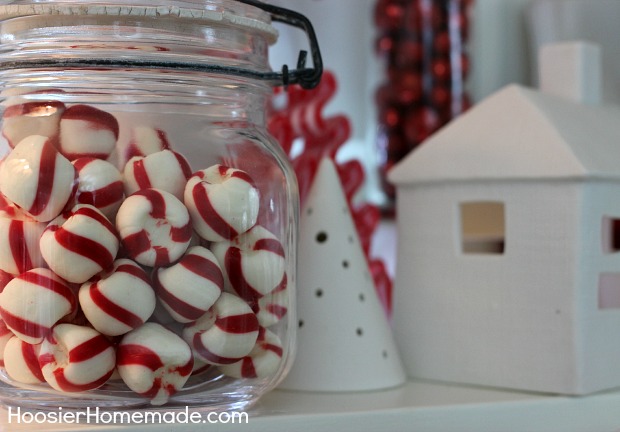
xmin=375 ymin=0 xmax=474 ymax=209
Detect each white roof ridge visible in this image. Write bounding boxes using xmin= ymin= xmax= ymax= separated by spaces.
xmin=389 ymin=83 xmax=620 ymax=185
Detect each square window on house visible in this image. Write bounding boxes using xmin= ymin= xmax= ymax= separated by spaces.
xmin=602 ymin=217 xmax=620 ymax=253
xmin=599 ymin=273 xmax=620 ymax=309
xmin=460 ymin=201 xmax=505 ymax=255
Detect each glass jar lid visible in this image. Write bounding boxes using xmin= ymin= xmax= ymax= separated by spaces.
xmin=0 ymin=0 xmax=279 ymax=43
xmin=0 ymin=0 xmax=323 ymax=89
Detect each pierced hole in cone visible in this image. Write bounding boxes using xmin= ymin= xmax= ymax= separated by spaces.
xmin=382 ymin=350 xmax=388 ymax=359
xmin=359 ymin=293 xmax=365 ymax=302
xmin=316 ymin=231 xmax=328 ymax=243
xmin=315 ymin=288 xmax=323 ymax=298
xmin=348 ymin=235 xmax=355 ymax=244
xmin=298 ymin=320 xmax=304 ymax=328
xmin=342 ymin=260 xmax=349 ymax=269
xmin=307 ymin=207 xmax=313 ymax=216
xmin=356 ymin=327 xmax=363 ymax=337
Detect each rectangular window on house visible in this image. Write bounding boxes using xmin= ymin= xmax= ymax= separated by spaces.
xmin=460 ymin=201 xmax=505 ymax=255
xmin=602 ymin=217 xmax=620 ymax=253
xmin=599 ymin=273 xmax=620 ymax=309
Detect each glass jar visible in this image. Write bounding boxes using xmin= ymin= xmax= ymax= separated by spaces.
xmin=0 ymin=0 xmax=313 ymax=412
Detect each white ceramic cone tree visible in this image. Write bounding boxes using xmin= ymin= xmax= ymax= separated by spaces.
xmin=279 ymin=157 xmax=405 ymax=392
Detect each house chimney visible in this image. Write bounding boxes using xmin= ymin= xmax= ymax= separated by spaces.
xmin=539 ymin=41 xmax=601 ymax=105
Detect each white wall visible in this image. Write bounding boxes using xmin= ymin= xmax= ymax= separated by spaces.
xmin=526 ymin=0 xmax=620 ymax=105
xmin=471 ymin=0 xmax=532 ymax=99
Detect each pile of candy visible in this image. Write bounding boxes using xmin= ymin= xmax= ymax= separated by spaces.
xmin=374 ymin=0 xmax=473 ymax=204
xmin=0 ymin=100 xmax=287 ymax=405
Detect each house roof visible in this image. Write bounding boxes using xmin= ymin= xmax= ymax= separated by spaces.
xmin=389 ymin=84 xmax=620 ymax=184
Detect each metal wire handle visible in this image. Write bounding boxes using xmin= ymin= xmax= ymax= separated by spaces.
xmin=0 ymin=0 xmax=324 ymax=89
xmin=236 ymin=0 xmax=323 ymax=89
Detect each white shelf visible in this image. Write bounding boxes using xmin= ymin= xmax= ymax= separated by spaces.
xmin=3 ymin=379 xmax=620 ymax=431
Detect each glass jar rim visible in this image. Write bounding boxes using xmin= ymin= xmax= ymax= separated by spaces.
xmin=0 ymin=0 xmax=279 ymax=43
xmin=0 ymin=0 xmax=323 ymax=89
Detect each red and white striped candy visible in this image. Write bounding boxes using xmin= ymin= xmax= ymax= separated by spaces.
xmin=0 ymin=135 xmax=76 ymax=222
xmin=79 ymin=259 xmax=156 ymax=336
xmin=0 ymin=217 xmax=46 ymax=276
xmin=0 ymin=193 xmax=36 ymax=221
xmin=255 ymin=273 xmax=289 ymax=328
xmin=123 ymin=149 xmax=192 ymax=200
xmin=38 ymin=324 xmax=115 ymax=392
xmin=182 ymin=292 xmax=259 ymax=365
xmin=211 ymin=225 xmax=286 ymax=303
xmin=184 ymin=164 xmax=259 ymax=242
xmin=218 ymin=328 xmax=283 ymax=379
xmin=3 ymin=336 xmax=44 ymax=384
xmin=0 ymin=193 xmax=26 ymax=220
xmin=40 ymin=204 xmax=119 ymax=284
xmin=0 ymin=318 xmax=13 ymax=367
xmin=0 ymin=268 xmax=77 ymax=344
xmin=117 ymin=322 xmax=194 ymax=406
xmin=116 ymin=188 xmax=192 ymax=267
xmin=71 ymin=157 xmax=124 ymax=220
xmin=154 ymin=246 xmax=223 ymax=323
xmin=125 ymin=126 xmax=171 ymax=161
xmin=58 ymin=104 xmax=119 ymax=160
xmin=2 ymin=100 xmax=65 ymax=148
xmin=0 ymin=270 xmax=12 ymax=293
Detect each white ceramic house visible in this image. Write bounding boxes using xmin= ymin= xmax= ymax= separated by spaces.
xmin=389 ymin=42 xmax=620 ymax=395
